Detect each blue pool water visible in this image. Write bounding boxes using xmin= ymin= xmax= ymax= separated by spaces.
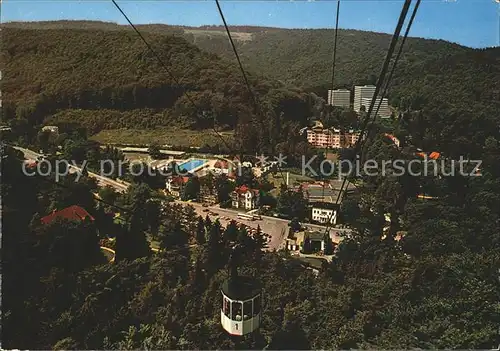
xmin=179 ymin=159 xmax=206 ymax=172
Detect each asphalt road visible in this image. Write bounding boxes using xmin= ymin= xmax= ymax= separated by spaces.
xmin=15 ymin=146 xmax=129 ymax=192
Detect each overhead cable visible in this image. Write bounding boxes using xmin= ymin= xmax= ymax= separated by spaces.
xmin=323 ymin=0 xmax=414 ymax=236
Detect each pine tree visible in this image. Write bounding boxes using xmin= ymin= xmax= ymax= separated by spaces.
xmin=160 ymin=221 xmax=187 ymax=251
xmin=252 ymin=224 xmax=268 ymax=253
xmin=207 ymin=220 xmax=223 ymax=269
xmin=323 ymin=232 xmax=334 ymax=255
xmin=191 ymin=256 xmax=205 ymax=291
xmin=223 ymin=220 xmax=239 ymax=243
xmin=114 ymin=223 xmax=150 ymax=262
xmin=302 ymin=233 xmax=311 ymax=254
xmin=204 ymin=215 xmax=212 ymax=231
xmin=195 ymin=216 xmax=206 ymax=245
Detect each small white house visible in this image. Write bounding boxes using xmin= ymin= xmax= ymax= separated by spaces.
xmin=311 ymin=203 xmax=338 ymax=225
xmin=42 ymin=126 xmax=59 ymax=135
xmin=212 ymin=160 xmax=231 ymax=175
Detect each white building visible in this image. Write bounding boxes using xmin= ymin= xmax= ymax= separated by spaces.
xmin=165 ymin=176 xmax=190 ymax=198
xmin=231 ymin=185 xmax=260 ymax=210
xmin=311 ymin=205 xmax=338 ymax=224
xmin=354 ymin=85 xmax=376 ymax=112
xmin=361 ymin=97 xmax=390 ymax=118
xmin=212 ymin=160 xmax=231 ymax=175
xmin=42 ymin=125 xmax=59 ymax=135
xmin=327 ymin=89 xmax=351 ymax=108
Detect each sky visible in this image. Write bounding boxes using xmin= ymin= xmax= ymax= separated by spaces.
xmin=1 ymin=0 xmax=499 ymax=48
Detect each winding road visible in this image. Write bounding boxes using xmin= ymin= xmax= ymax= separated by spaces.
xmin=15 ymin=146 xmax=128 ymax=192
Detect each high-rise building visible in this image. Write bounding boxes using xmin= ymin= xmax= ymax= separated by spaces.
xmin=327 ymin=89 xmax=351 ymax=108
xmin=354 ymin=85 xmax=376 ymax=112
xmin=361 ymin=97 xmax=391 ymax=118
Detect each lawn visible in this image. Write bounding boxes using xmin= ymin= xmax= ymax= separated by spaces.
xmin=185 ymin=29 xmax=253 ymax=41
xmin=90 ymin=128 xmax=234 ymax=148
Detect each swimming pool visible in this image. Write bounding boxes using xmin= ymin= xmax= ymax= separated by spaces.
xmin=178 ymin=159 xmax=206 ymax=172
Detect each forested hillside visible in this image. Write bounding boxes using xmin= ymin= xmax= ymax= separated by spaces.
xmin=186 ymin=25 xmax=500 ymax=124
xmin=3 ymin=21 xmax=499 ymax=157
xmin=1 ymin=24 xmax=315 ymax=154
xmin=191 ymin=26 xmax=468 ymax=88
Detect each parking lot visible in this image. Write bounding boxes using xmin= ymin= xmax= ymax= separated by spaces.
xmin=175 ymin=201 xmax=288 ymax=250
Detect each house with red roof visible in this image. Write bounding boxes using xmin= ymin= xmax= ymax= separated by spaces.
xmin=231 ymin=185 xmax=260 ymax=210
xmin=41 ymin=205 xmax=95 ymax=225
xmin=165 ymin=175 xmax=191 ymax=198
xmin=212 ymin=160 xmax=234 ymax=175
xmin=23 ymin=160 xmax=38 ymax=170
xmin=384 ymin=133 xmax=401 ymax=148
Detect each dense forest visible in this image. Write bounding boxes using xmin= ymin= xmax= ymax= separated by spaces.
xmin=1 ymin=23 xmax=318 ymax=154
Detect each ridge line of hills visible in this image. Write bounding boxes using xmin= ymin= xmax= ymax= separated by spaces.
xmin=2 ymin=20 xmax=476 ymax=49
xmin=2 ymin=21 xmax=499 ymax=157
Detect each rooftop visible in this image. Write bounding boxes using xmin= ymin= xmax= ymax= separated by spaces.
xmin=214 ymin=160 xmax=231 ymax=169
xmin=221 ymin=275 xmax=261 ymax=301
xmin=287 ymin=231 xmax=332 ymax=245
xmin=117 ymin=147 xmax=186 ymax=156
xmin=169 ymin=176 xmax=191 ymax=185
xmin=234 ymin=185 xmax=259 ymax=195
xmin=309 ymin=202 xmax=340 ymax=210
xmin=41 ymin=205 xmax=94 ymax=225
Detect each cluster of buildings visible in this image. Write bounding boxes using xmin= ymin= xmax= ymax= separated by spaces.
xmin=166 ymin=173 xmax=262 ymax=210
xmin=305 ymin=84 xmax=393 ymax=149
xmin=328 ymin=84 xmax=391 ymax=118
xmin=165 ymin=158 xmax=271 ymax=210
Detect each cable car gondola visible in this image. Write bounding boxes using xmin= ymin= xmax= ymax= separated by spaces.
xmin=220 ymin=244 xmax=262 ymax=336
